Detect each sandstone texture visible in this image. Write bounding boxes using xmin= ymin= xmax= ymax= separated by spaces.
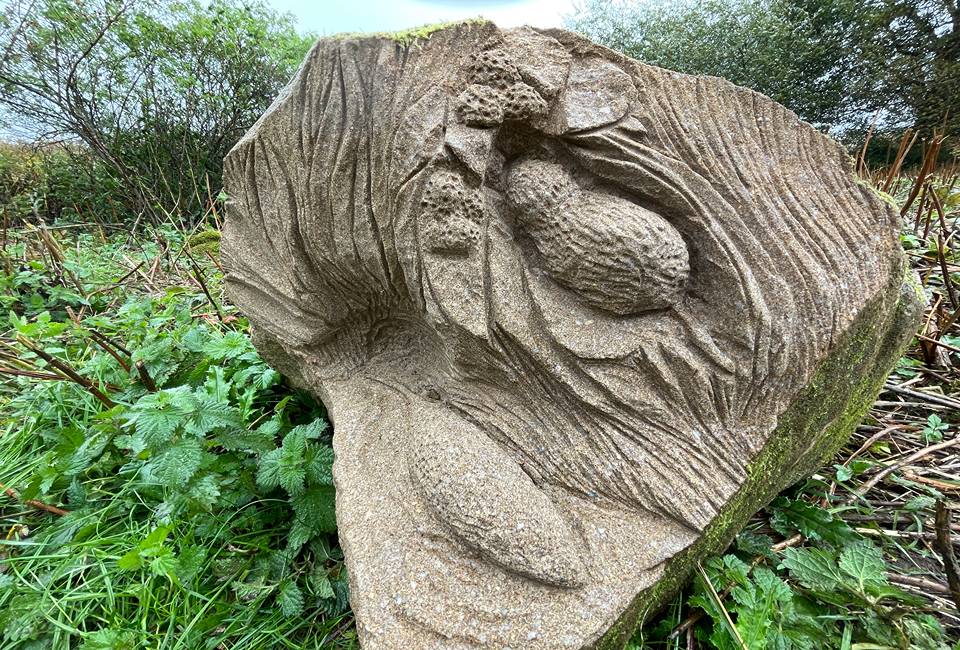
xmin=221 ymin=21 xmax=922 ymax=649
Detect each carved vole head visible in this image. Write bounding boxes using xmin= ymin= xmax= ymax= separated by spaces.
xmin=221 ymin=22 xmax=910 ymax=650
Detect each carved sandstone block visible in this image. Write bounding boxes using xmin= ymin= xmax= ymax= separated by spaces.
xmin=221 ymin=22 xmax=921 ymax=649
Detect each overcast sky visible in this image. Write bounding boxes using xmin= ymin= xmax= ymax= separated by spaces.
xmin=266 ymin=0 xmax=578 ymax=35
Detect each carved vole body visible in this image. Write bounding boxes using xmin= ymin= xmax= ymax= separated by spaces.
xmin=506 ymin=159 xmax=689 ymax=315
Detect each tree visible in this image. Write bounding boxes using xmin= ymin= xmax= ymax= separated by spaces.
xmin=0 ymin=0 xmax=314 ymax=224
xmin=566 ymin=0 xmax=959 ymax=140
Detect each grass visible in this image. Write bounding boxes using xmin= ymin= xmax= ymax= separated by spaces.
xmin=0 ymin=226 xmax=352 ymax=649
xmin=0 ymin=151 xmax=958 ymax=649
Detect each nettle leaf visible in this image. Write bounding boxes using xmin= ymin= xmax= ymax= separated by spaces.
xmin=309 ymin=567 xmax=336 ymax=600
xmin=730 ymin=567 xmax=793 ymax=647
xmin=317 ymin=569 xmax=350 ymax=616
xmin=306 ymin=445 xmax=335 ymax=486
xmin=292 ymin=485 xmax=337 ymax=535
xmin=188 ymin=474 xmax=221 ymax=509
xmin=257 ymin=426 xmax=312 ymax=496
xmin=287 ymin=521 xmax=313 ymax=553
xmin=203 ymin=330 xmax=253 ymax=360
xmin=174 ymin=545 xmax=208 ymax=585
xmin=837 ymin=541 xmax=887 ymax=595
xmin=769 ymin=497 xmax=856 ymax=546
xmin=780 ymin=546 xmax=845 ymax=592
xmin=185 ymin=390 xmax=242 ymax=436
xmin=147 ymin=438 xmax=204 ymax=486
xmin=181 ymin=326 xmax=211 ymax=352
xmin=704 ymin=553 xmax=751 ymax=587
xmin=256 ymin=447 xmax=284 ymax=491
xmin=80 ymin=628 xmax=137 ymax=650
xmin=214 ymin=427 xmax=277 ymax=454
xmin=298 ymin=419 xmax=329 ymax=440
xmin=736 ymin=531 xmax=776 ymax=560
xmin=127 ymin=386 xmax=194 ymax=446
xmin=277 ymin=579 xmax=304 ymax=617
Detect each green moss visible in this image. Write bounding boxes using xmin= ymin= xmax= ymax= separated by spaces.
xmin=186 ymin=229 xmax=221 ymax=257
xmin=855 ymin=177 xmax=899 ymax=210
xmin=594 ymin=261 xmax=922 ymax=649
xmin=330 ymin=19 xmax=490 ymax=46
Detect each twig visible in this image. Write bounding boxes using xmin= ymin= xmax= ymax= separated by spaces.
xmin=935 ymin=502 xmax=960 ymax=612
xmin=135 ymin=360 xmax=158 ymax=392
xmin=883 ymin=382 xmax=960 ymax=410
xmin=184 ymin=249 xmax=224 ymax=323
xmin=86 ymin=331 xmax=131 ymax=372
xmin=888 ymin=574 xmax=953 ymax=596
xmin=0 ymin=481 xmax=69 ymax=516
xmin=88 ymin=260 xmax=144 ymax=295
xmin=16 ymin=335 xmax=115 ymax=407
xmin=917 ymin=334 xmax=960 ymax=355
xmin=0 ymin=367 xmax=65 ymax=381
xmin=848 ymin=437 xmax=960 ymax=502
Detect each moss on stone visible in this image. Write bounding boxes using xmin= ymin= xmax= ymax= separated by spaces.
xmin=186 ymin=229 xmax=221 ymax=258
xmin=330 ymin=19 xmax=490 ymax=46
xmin=593 ymin=261 xmax=922 ymax=649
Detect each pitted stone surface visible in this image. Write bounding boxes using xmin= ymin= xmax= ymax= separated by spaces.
xmin=221 ymin=22 xmax=920 ymax=649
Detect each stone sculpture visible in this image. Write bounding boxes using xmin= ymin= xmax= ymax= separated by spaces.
xmin=221 ymin=21 xmax=921 ymax=649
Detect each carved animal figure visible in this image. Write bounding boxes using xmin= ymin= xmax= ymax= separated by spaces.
xmin=221 ymin=22 xmax=920 ymax=650
xmin=506 ymin=157 xmax=689 ymax=314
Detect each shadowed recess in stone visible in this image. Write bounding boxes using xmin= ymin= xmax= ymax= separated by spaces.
xmin=220 ymin=21 xmax=921 ymax=649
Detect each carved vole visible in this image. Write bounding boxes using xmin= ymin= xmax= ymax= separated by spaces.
xmin=506 ymin=158 xmax=689 ymax=315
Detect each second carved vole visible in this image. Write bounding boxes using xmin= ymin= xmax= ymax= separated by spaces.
xmin=506 ymin=158 xmax=690 ymax=315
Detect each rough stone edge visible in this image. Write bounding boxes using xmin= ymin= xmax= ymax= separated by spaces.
xmin=591 ymin=261 xmax=923 ymax=649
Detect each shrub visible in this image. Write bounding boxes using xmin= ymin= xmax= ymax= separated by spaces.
xmin=0 ymin=143 xmax=122 ymax=225
xmin=0 ymin=0 xmax=314 ymax=226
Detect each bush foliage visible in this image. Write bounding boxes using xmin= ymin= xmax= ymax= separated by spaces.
xmin=567 ymin=0 xmax=960 ymax=147
xmin=0 ymin=0 xmax=314 ymax=225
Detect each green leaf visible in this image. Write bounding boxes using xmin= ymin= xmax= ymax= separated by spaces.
xmin=317 ymin=569 xmax=350 ymax=616
xmin=174 ymin=545 xmax=208 ymax=584
xmin=736 ymin=531 xmax=776 ymax=559
xmin=781 ymin=546 xmax=845 ymax=592
xmin=117 ymin=549 xmax=143 ymax=571
xmin=256 ymin=425 xmax=312 ymax=496
xmin=148 ymin=437 xmax=203 ymax=486
xmin=187 ymin=474 xmax=221 ymax=509
xmin=837 ymin=541 xmax=887 ymax=595
xmin=127 ymin=387 xmax=193 ymax=446
xmin=185 ymin=390 xmax=242 ymax=436
xmin=80 ymin=629 xmax=137 ymax=650
xmin=277 ymin=579 xmax=304 ymax=617
xmin=769 ymin=497 xmax=855 ymax=546
xmin=834 ymin=464 xmax=853 ymax=482
xmin=306 ymin=445 xmax=334 ymax=486
xmin=292 ymin=485 xmax=337 ymax=535
xmin=202 ymin=330 xmax=253 ymax=360
xmin=310 ymin=569 xmax=335 ymax=600
xmin=149 ymin=546 xmax=178 ymax=580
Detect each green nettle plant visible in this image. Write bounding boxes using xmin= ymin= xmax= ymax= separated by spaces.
xmin=0 ymin=229 xmax=352 ymax=648
xmin=677 ymin=500 xmax=948 ymax=649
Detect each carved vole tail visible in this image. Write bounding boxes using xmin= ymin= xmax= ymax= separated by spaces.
xmin=407 ymin=400 xmax=588 ymax=588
